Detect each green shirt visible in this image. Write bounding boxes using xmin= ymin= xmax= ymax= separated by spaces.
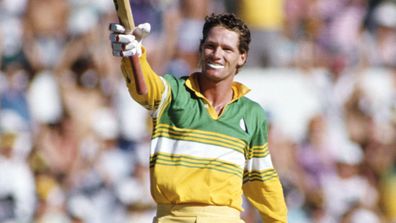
xmin=121 ymin=50 xmax=288 ymax=222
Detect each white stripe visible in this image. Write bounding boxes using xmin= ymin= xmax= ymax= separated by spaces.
xmin=245 ymin=156 xmax=273 ymax=172
xmin=151 ymin=77 xmax=169 ymax=117
xmin=151 ymin=137 xmax=246 ymax=168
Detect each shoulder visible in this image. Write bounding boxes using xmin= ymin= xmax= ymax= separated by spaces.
xmin=239 ymin=96 xmax=270 ymax=127
xmin=163 ymin=74 xmax=189 ymax=84
xmin=162 ymin=74 xmax=191 ymax=98
xmin=240 ymin=97 xmax=267 ymax=116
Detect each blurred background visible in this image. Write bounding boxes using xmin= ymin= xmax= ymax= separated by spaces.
xmin=0 ymin=0 xmax=395 ymax=222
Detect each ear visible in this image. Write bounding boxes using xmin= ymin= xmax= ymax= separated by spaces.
xmin=237 ymin=52 xmax=247 ymax=67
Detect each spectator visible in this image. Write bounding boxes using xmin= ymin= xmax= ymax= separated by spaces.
xmin=237 ymin=0 xmax=285 ymax=67
xmin=0 ymin=131 xmax=35 ymax=223
xmin=321 ymin=141 xmax=378 ymax=221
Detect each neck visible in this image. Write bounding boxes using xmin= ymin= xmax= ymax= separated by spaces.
xmin=197 ymin=76 xmax=234 ymax=114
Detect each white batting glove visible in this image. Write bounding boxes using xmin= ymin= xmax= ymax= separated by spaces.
xmin=109 ymin=23 xmax=151 ymax=57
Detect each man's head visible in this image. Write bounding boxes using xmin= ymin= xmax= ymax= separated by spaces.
xmin=199 ymin=13 xmax=251 ymax=78
xmin=200 ymin=13 xmax=251 ymax=56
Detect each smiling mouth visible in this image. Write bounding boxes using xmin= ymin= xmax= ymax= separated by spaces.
xmin=207 ymin=63 xmax=224 ymax=69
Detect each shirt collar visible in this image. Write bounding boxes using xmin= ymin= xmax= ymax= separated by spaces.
xmin=185 ymin=72 xmax=251 ymax=101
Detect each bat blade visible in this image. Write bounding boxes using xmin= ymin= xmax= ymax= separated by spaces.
xmin=113 ymin=0 xmax=135 ymax=33
xmin=112 ymin=0 xmax=147 ymax=95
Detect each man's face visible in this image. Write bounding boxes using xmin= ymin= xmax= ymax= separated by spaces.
xmin=200 ymin=26 xmax=247 ymax=82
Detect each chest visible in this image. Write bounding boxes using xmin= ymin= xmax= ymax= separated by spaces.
xmin=159 ymin=95 xmax=252 ymax=148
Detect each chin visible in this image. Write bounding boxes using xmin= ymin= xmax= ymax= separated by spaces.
xmin=207 ymin=69 xmax=221 ymax=75
xmin=207 ymin=73 xmax=230 ymax=83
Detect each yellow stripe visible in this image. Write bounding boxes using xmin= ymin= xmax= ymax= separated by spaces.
xmin=150 ymin=153 xmax=243 ymax=177
xmin=252 ymin=150 xmax=270 ymax=158
xmin=251 ymin=143 xmax=269 ymax=150
xmin=247 ymin=143 xmax=269 ymax=159
xmin=243 ymin=169 xmax=277 ymax=178
xmin=243 ymin=173 xmax=278 ymax=183
xmin=243 ymin=169 xmax=278 ymax=183
xmin=154 ymin=124 xmax=246 ymax=148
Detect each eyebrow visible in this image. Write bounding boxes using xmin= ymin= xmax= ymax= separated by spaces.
xmin=204 ymin=39 xmax=236 ymax=49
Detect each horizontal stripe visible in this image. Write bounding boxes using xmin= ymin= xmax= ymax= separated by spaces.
xmin=153 ymin=130 xmax=245 ymax=155
xmin=154 ymin=124 xmax=247 ymax=150
xmin=247 ymin=143 xmax=269 ymax=159
xmin=252 ymin=150 xmax=269 ymax=158
xmin=151 ymin=137 xmax=246 ymax=169
xmin=243 ymin=173 xmax=278 ymax=183
xmin=243 ymin=169 xmax=278 ymax=183
xmin=150 ymin=153 xmax=243 ymax=177
xmin=251 ymin=144 xmax=269 ymax=150
xmin=245 ymin=155 xmax=273 ymax=172
xmin=244 ymin=169 xmax=277 ymax=178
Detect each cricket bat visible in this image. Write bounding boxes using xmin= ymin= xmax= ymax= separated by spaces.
xmin=113 ymin=0 xmax=147 ymax=95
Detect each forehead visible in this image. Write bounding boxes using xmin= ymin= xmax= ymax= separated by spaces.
xmin=205 ymin=26 xmax=240 ymax=44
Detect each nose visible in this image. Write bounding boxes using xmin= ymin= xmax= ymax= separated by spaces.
xmin=212 ymin=47 xmax=222 ymax=58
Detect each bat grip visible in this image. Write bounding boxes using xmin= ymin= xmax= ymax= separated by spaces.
xmin=128 ymin=55 xmax=147 ymax=95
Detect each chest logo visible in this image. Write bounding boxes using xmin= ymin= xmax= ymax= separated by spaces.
xmin=240 ymin=118 xmax=248 ymax=133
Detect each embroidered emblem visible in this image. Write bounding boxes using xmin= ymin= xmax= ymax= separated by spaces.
xmin=240 ymin=118 xmax=247 ymax=132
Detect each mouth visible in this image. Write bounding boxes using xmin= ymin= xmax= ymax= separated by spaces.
xmin=207 ymin=62 xmax=224 ymax=69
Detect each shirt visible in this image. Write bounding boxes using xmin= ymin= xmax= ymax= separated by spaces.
xmin=120 ymin=48 xmax=288 ymax=222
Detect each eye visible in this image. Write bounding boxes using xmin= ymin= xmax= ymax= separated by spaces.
xmin=223 ymin=47 xmax=233 ymax=52
xmin=204 ymin=43 xmax=216 ymax=50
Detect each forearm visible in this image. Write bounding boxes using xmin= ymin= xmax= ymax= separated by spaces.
xmin=243 ymin=174 xmax=288 ymax=222
xmin=121 ymin=47 xmax=165 ymax=110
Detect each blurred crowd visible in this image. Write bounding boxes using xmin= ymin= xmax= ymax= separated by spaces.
xmin=0 ymin=0 xmax=395 ymax=222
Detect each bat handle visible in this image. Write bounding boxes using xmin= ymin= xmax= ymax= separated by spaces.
xmin=128 ymin=55 xmax=147 ymax=95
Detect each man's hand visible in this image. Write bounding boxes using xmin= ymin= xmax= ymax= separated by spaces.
xmin=109 ymin=23 xmax=151 ymax=57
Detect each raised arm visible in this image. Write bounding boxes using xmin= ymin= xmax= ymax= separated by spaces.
xmin=109 ymin=23 xmax=165 ymax=110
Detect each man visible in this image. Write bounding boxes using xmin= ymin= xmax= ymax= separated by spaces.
xmin=110 ymin=13 xmax=287 ymax=223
